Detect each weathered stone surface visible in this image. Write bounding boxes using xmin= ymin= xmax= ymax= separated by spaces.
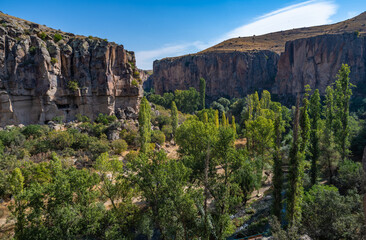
xmin=152 ymin=51 xmax=279 ymax=100
xmin=273 ymin=33 xmax=366 ymax=96
xmin=0 ymin=13 xmax=143 ymax=127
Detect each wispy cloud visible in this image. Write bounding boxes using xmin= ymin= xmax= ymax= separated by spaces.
xmin=136 ymin=1 xmax=338 ymax=69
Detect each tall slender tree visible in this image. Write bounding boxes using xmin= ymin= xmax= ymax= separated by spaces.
xmin=287 ymin=96 xmax=303 ymax=226
xmin=222 ymin=112 xmax=227 ymax=126
xmin=300 ymin=85 xmax=311 ymax=155
xmin=334 ymin=64 xmax=353 ymax=160
xmin=171 ymin=101 xmax=178 ymax=137
xmin=199 ymin=77 xmax=206 ymax=110
xmin=272 ymin=104 xmax=284 ymax=219
xmin=214 ymin=110 xmax=219 ymax=128
xmin=232 ymin=116 xmax=237 ymax=139
xmin=309 ymin=89 xmax=321 ymax=185
xmin=138 ymin=97 xmax=151 ymax=153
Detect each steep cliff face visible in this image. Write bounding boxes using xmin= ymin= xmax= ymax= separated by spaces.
xmin=153 ymin=51 xmax=279 ymax=100
xmin=0 ymin=13 xmax=142 ymax=127
xmin=273 ymin=33 xmax=366 ymax=96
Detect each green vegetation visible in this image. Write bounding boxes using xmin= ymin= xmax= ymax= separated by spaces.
xmin=38 ymin=31 xmax=47 ymax=40
xmin=131 ymin=79 xmax=139 ymax=87
xmin=29 ymin=46 xmax=37 ymax=55
xmin=50 ymin=57 xmax=58 ymax=64
xmin=53 ymin=33 xmax=62 ymax=42
xmin=67 ymin=80 xmax=79 ymax=91
xmin=0 ymin=64 xmax=365 ymax=239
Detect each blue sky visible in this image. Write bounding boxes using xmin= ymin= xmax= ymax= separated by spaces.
xmin=1 ymin=0 xmax=365 ymax=69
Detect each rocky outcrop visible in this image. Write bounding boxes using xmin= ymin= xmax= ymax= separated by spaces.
xmin=273 ymin=33 xmax=366 ymax=96
xmin=152 ymin=51 xmax=279 ymax=100
xmin=151 ymin=33 xmax=366 ymax=101
xmin=0 ymin=13 xmax=142 ymax=127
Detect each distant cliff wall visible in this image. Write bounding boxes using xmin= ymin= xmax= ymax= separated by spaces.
xmin=274 ymin=33 xmax=366 ymax=96
xmin=152 ymin=51 xmax=279 ymax=100
xmin=151 ymin=33 xmax=366 ymax=101
xmin=0 ymin=14 xmax=142 ymax=127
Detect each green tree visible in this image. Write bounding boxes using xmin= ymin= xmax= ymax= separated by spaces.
xmin=287 ymin=97 xmax=303 ymax=226
xmin=199 ymin=77 xmax=206 ymax=110
xmin=272 ymin=105 xmax=284 ymax=219
xmin=309 ymin=89 xmax=321 ymax=185
xmin=171 ymin=101 xmax=178 ymax=137
xmin=232 ymin=116 xmax=237 ymax=139
xmin=215 ymin=110 xmax=219 ymax=128
xmin=138 ymin=97 xmax=151 ymax=153
xmin=334 ymin=64 xmax=354 ymax=160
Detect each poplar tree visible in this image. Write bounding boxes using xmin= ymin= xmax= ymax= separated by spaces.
xmin=139 ymin=97 xmax=151 ymax=153
xmin=287 ymin=96 xmax=303 ymax=226
xmin=171 ymin=101 xmax=178 ymax=137
xmin=203 ymin=112 xmax=208 ymax=123
xmin=300 ymin=85 xmax=311 ymax=154
xmin=309 ymin=89 xmax=321 ymax=185
xmin=272 ymin=104 xmax=283 ymax=219
xmin=322 ymin=86 xmax=340 ymax=183
xmin=214 ymin=110 xmax=219 ymax=128
xmin=232 ymin=116 xmax=237 ymax=139
xmin=222 ymin=112 xmax=227 ymax=126
xmin=334 ymin=64 xmax=353 ymax=160
xmin=199 ymin=77 xmax=206 ymax=110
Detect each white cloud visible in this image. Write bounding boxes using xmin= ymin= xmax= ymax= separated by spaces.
xmin=136 ymin=0 xmax=338 ymax=69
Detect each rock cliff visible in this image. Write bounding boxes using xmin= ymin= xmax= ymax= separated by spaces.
xmin=0 ymin=13 xmax=142 ymax=127
xmin=152 ymin=51 xmax=279 ymax=100
xmin=273 ymin=33 xmax=366 ymax=96
xmin=150 ymin=12 xmax=366 ymax=101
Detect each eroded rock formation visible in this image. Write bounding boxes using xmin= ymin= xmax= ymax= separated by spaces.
xmin=0 ymin=13 xmax=142 ymax=127
xmin=273 ymin=33 xmax=366 ymax=96
xmin=152 ymin=51 xmax=279 ymax=100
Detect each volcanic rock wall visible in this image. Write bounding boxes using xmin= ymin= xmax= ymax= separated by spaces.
xmin=0 ymin=14 xmax=142 ymax=127
xmin=152 ymin=51 xmax=279 ymax=100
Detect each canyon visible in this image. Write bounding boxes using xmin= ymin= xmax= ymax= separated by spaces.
xmin=150 ymin=12 xmax=366 ymax=101
xmin=0 ymin=12 xmax=143 ymax=127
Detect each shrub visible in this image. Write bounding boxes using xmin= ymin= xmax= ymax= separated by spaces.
xmin=90 ymin=123 xmax=107 ymax=138
xmin=124 ymin=150 xmax=138 ymax=162
xmin=67 ymin=80 xmax=79 ymax=91
xmin=76 ymin=114 xmax=90 ymax=123
xmin=103 ymin=38 xmax=108 ymax=42
xmin=0 ymin=128 xmax=25 ymax=147
xmin=355 ymin=30 xmax=360 ymax=37
xmin=120 ymin=129 xmax=138 ymax=146
xmin=29 ymin=46 xmax=37 ymax=55
xmin=89 ymin=139 xmax=110 ymax=157
xmin=53 ymin=33 xmax=63 ymax=42
xmin=151 ymin=130 xmax=165 ymax=145
xmin=72 ymin=132 xmax=97 ymax=150
xmin=52 ymin=116 xmax=63 ymax=124
xmin=131 ymin=79 xmax=139 ymax=87
xmin=95 ymin=113 xmax=117 ymax=125
xmin=334 ymin=159 xmax=364 ymax=194
xmin=51 ymin=57 xmax=58 ymax=65
xmin=133 ymin=71 xmax=140 ymax=78
xmin=22 ymin=125 xmax=45 ymax=139
xmin=48 ymin=131 xmax=74 ymax=150
xmin=111 ymin=139 xmax=128 ymax=154
xmin=88 ymin=35 xmax=93 ymax=39
xmin=162 ymin=125 xmax=173 ymax=141
xmin=38 ymin=32 xmax=47 ymax=40
xmin=154 ymin=114 xmax=171 ymax=129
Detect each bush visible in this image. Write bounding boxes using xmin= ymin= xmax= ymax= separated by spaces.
xmin=72 ymin=132 xmax=97 ymax=150
xmin=67 ymin=80 xmax=79 ymax=91
xmin=89 ymin=139 xmax=110 ymax=157
xmin=95 ymin=113 xmax=117 ymax=125
xmin=131 ymin=79 xmax=139 ymax=87
xmin=38 ymin=32 xmax=47 ymax=40
xmin=120 ymin=129 xmax=138 ymax=146
xmin=124 ymin=150 xmax=138 ymax=162
xmin=151 ymin=130 xmax=165 ymax=145
xmin=111 ymin=139 xmax=128 ymax=154
xmin=133 ymin=71 xmax=140 ymax=78
xmin=76 ymin=114 xmax=90 ymax=123
xmin=48 ymin=131 xmax=74 ymax=150
xmin=52 ymin=116 xmax=64 ymax=124
xmin=154 ymin=114 xmax=171 ymax=129
xmin=335 ymin=159 xmax=365 ymax=194
xmin=22 ymin=125 xmax=46 ymax=139
xmin=0 ymin=128 xmax=25 ymax=147
xmin=162 ymin=125 xmax=173 ymax=141
xmin=29 ymin=46 xmax=37 ymax=55
xmin=51 ymin=57 xmax=58 ymax=65
xmin=53 ymin=33 xmax=63 ymax=42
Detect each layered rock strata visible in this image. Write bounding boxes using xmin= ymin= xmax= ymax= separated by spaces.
xmin=0 ymin=13 xmax=142 ymax=127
